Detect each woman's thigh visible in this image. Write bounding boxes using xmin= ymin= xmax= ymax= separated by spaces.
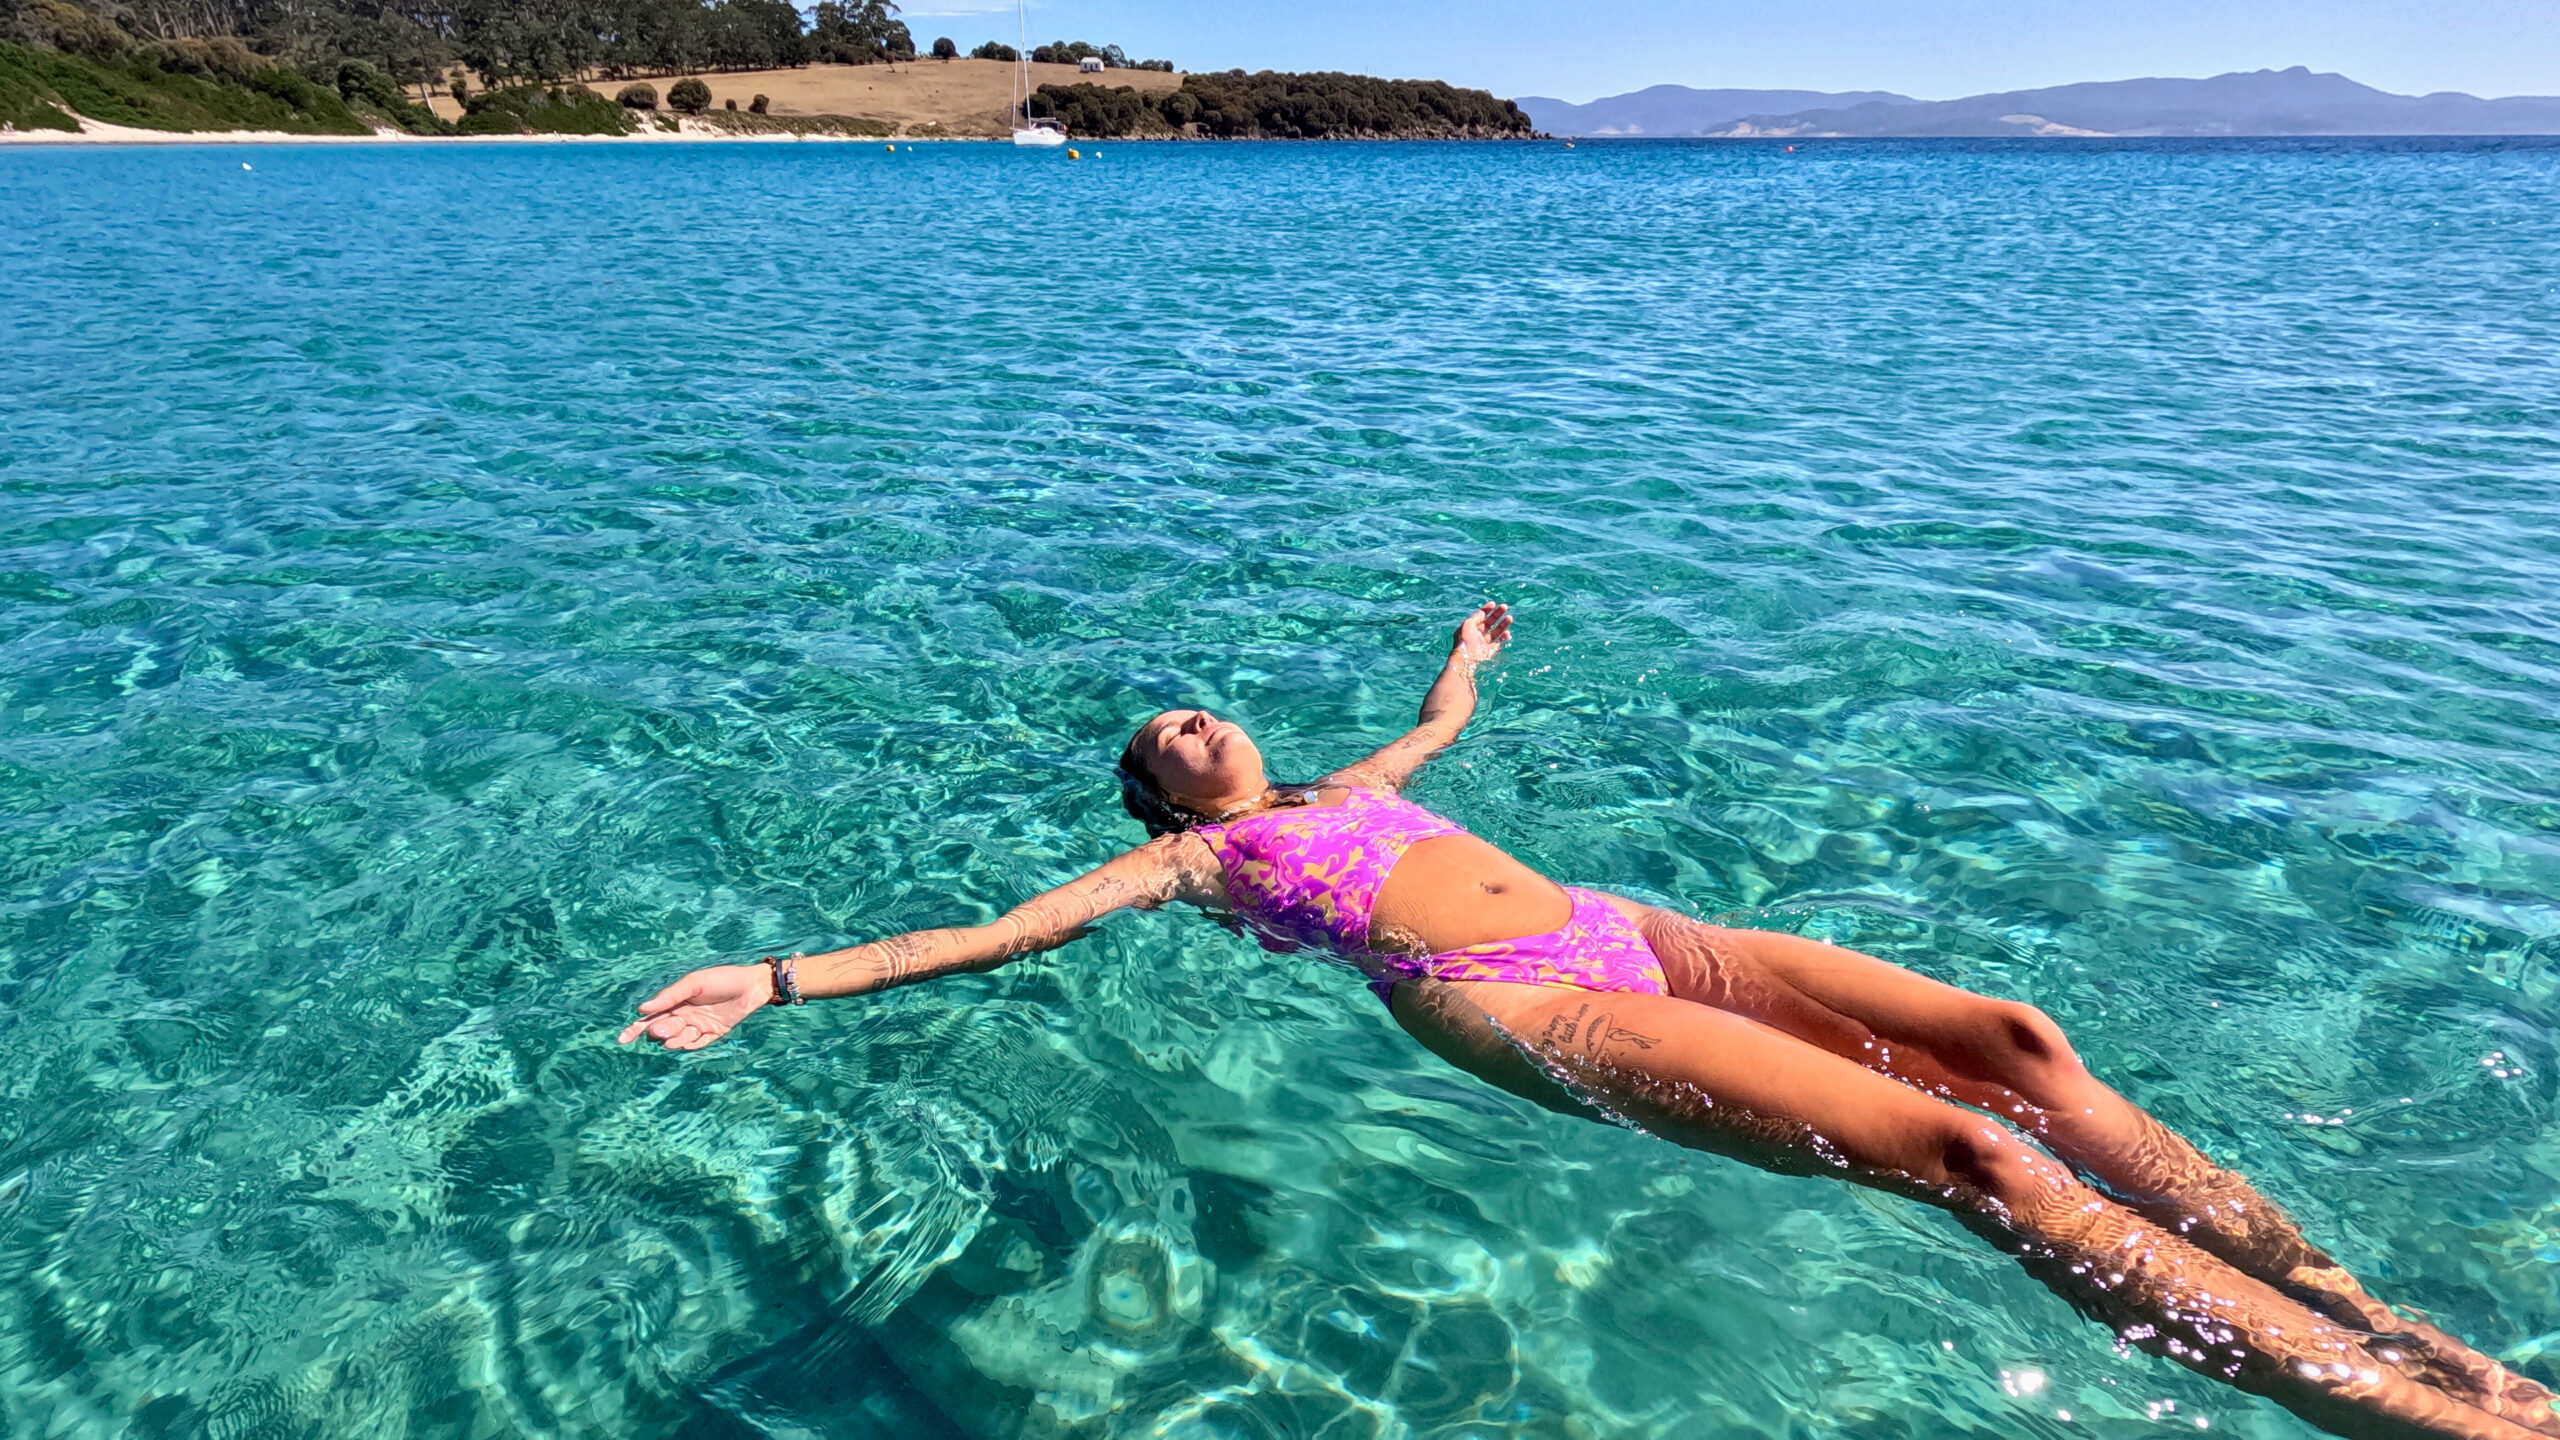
xmin=1387 ymin=977 xmax=2064 ymax=1200
xmin=1600 ymin=898 xmax=2080 ymax=1103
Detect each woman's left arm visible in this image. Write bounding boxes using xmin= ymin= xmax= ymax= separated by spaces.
xmin=1326 ymin=602 xmax=1511 ymax=791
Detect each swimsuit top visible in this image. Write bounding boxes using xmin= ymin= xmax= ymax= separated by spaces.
xmin=1191 ymin=788 xmax=1465 ymax=957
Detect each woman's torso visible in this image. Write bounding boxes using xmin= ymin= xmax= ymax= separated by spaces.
xmin=1192 ymin=787 xmax=1571 ymax=958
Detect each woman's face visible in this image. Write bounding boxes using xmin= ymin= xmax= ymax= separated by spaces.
xmin=1133 ymin=709 xmax=1266 ymax=813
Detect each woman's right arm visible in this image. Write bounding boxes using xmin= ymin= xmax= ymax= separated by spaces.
xmin=616 ymin=833 xmax=1226 ymax=1051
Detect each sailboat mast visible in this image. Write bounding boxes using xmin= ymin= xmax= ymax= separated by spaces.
xmin=1014 ymin=0 xmax=1028 ymax=127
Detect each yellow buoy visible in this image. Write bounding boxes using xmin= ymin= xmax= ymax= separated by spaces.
xmin=884 ymin=143 xmax=894 ymax=152
xmin=1067 ymin=147 xmax=1081 ymax=159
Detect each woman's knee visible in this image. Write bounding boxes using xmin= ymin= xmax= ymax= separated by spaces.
xmin=1930 ymin=1118 xmax=2077 ymax=1217
xmin=1962 ymin=999 xmax=2090 ymax=1101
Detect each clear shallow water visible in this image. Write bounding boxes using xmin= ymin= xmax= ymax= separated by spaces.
xmin=2 ymin=134 xmax=2558 ymax=1438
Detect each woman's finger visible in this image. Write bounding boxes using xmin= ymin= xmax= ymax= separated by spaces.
xmin=637 ymin=975 xmax=702 ymax=1016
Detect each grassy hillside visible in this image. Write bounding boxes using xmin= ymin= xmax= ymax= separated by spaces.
xmin=0 ymin=40 xmax=382 ymax=133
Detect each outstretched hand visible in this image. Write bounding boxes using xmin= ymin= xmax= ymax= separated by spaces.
xmin=617 ymin=963 xmax=769 ymax=1051
xmin=1453 ymin=602 xmax=1512 ymax=664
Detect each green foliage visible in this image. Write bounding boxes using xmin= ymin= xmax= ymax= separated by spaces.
xmin=1032 ymin=80 xmax=1172 ymax=137
xmin=1032 ymin=70 xmax=1532 ymax=140
xmin=1027 ymin=39 xmax=1169 ymax=72
xmin=0 ymin=40 xmax=81 ymax=128
xmin=6 ymin=0 xmax=930 ymax=92
xmin=747 ymin=91 xmax=765 ymax=112
xmin=453 ymin=81 xmax=635 ymax=134
xmin=807 ymin=0 xmax=910 ymax=66
xmin=12 ymin=0 xmax=126 ymax=59
xmin=665 ymin=75 xmax=708 ymax=112
xmin=0 ymin=36 xmax=368 ymax=132
xmin=968 ymin=40 xmax=1015 ymax=62
xmin=333 ymin=57 xmax=447 ymax=133
xmin=617 ymin=80 xmax=656 ymax=108
xmin=928 ymin=36 xmax=954 ymax=60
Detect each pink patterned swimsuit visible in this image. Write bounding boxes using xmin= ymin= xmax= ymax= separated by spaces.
xmin=1190 ymin=788 xmax=1669 ymax=1005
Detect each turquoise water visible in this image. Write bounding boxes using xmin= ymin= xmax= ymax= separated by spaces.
xmin=3 ymin=135 xmax=2558 ymax=1438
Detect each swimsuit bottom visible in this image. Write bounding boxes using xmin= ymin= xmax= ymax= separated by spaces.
xmin=1364 ymin=886 xmax=1670 ymax=1006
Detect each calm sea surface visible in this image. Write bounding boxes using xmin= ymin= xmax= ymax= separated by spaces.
xmin=4 ymin=136 xmax=2558 ymax=1439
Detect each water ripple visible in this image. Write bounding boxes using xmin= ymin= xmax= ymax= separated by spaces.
xmin=1 ymin=136 xmax=2557 ymax=1438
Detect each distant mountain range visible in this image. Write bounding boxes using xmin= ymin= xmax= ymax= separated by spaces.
xmin=1511 ymin=86 xmax=1917 ymax=138
xmin=1515 ymin=68 xmax=2560 ymax=138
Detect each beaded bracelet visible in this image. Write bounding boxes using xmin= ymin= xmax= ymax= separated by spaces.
xmin=762 ymin=952 xmax=807 ymax=1006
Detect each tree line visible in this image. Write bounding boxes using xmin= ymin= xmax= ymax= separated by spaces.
xmin=0 ymin=0 xmax=1155 ymax=89
xmin=989 ymin=39 xmax=1170 ymax=72
xmin=1034 ymin=70 xmax=1534 ymax=140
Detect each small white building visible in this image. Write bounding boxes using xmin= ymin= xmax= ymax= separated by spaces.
xmin=1078 ymin=56 xmax=1104 ymax=73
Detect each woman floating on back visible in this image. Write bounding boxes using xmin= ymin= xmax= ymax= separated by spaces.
xmin=624 ymin=604 xmax=2554 ymax=1440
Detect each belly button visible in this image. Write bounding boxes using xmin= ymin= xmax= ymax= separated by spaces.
xmin=1483 ymin=882 xmax=1507 ymax=894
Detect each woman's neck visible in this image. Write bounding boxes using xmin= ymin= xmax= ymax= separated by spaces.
xmin=1199 ymin=783 xmax=1300 ymax=823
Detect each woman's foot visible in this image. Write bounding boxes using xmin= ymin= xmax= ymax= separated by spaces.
xmin=2283 ymin=1264 xmax=2560 ymax=1438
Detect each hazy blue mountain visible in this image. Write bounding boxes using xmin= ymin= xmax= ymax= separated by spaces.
xmin=1702 ymin=67 xmax=2560 ymax=137
xmin=1513 ymin=86 xmax=1917 ymax=137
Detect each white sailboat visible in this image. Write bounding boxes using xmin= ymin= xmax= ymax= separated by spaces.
xmin=1008 ymin=0 xmax=1067 ymax=146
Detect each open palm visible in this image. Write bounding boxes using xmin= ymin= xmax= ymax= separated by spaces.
xmin=617 ymin=963 xmax=768 ymax=1051
xmin=1454 ymin=601 xmax=1513 ymax=663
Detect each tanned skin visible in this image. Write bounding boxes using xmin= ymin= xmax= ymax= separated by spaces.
xmin=620 ymin=603 xmax=2553 ymax=1440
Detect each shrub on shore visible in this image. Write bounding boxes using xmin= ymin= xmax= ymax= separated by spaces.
xmin=0 ymin=41 xmax=81 ymax=129
xmin=749 ymin=93 xmax=768 ymax=113
xmin=455 ymin=82 xmax=635 ymax=135
xmin=617 ymin=82 xmax=656 ymax=109
xmin=1033 ymin=81 xmax=1174 ymax=137
xmin=334 ymin=58 xmax=447 ymax=133
xmin=666 ymin=76 xmax=710 ymax=113
xmin=1032 ymin=70 xmax=1533 ymax=139
xmin=0 ymin=36 xmax=369 ymax=134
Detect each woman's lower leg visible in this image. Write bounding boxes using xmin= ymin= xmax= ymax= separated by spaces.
xmin=1634 ymin=913 xmax=2556 ymax=1431
xmin=1400 ymin=980 xmax=2544 ymax=1440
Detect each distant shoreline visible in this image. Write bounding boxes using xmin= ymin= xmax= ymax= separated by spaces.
xmin=0 ymin=126 xmax=1551 ymax=146
xmin=0 ymin=119 xmax=910 ymax=146
xmin=1 ymin=53 xmax=1536 ymax=146
xmin=16 ymin=128 xmax=2553 ymax=148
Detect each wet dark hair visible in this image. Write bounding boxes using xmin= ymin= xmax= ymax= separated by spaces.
xmin=1117 ymin=734 xmax=1207 ymax=839
xmin=1116 ymin=720 xmax=1306 ymax=839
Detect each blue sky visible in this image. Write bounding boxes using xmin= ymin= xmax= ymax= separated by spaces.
xmin=898 ymin=0 xmax=2559 ymax=104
